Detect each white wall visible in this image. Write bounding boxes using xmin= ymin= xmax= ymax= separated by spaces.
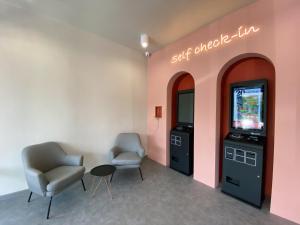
xmin=0 ymin=12 xmax=147 ymax=195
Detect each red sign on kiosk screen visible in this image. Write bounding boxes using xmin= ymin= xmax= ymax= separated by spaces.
xmin=232 ymin=87 xmax=264 ymax=130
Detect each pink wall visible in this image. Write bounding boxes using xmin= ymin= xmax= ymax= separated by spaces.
xmin=147 ymin=0 xmax=300 ymax=223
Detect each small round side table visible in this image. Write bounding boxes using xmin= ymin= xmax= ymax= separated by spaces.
xmin=90 ymin=165 xmax=116 ymax=199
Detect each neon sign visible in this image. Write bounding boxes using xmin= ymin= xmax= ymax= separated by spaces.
xmin=170 ymin=25 xmax=260 ymax=64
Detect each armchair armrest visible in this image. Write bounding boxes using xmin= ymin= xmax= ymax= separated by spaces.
xmin=109 ymin=147 xmax=122 ymax=161
xmin=25 ymin=168 xmax=48 ymax=196
xmin=62 ymin=155 xmax=83 ymax=166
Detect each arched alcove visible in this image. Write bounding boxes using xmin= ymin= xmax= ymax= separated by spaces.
xmin=166 ymin=72 xmax=195 ymax=168
xmin=217 ymin=53 xmax=275 ymax=201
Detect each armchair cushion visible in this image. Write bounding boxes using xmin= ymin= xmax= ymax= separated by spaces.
xmin=111 ymin=152 xmax=141 ymax=165
xmin=45 ymin=166 xmax=85 ymax=195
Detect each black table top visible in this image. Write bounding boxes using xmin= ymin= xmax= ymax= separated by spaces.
xmin=90 ymin=165 xmax=116 ymax=177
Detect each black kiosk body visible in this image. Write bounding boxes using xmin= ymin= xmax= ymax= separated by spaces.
xmin=170 ymin=89 xmax=194 ymax=175
xmin=222 ymin=80 xmax=267 ymax=207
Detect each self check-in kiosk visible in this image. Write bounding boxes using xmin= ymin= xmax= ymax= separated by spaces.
xmin=222 ymin=80 xmax=267 ymax=207
xmin=170 ymin=89 xmax=194 ymax=175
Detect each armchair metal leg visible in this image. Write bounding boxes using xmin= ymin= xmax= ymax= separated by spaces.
xmin=138 ymin=167 xmax=144 ymax=181
xmin=110 ymin=172 xmax=115 ymax=183
xmin=81 ymin=178 xmax=86 ymax=192
xmin=27 ymin=192 xmax=33 ymax=203
xmin=46 ymin=197 xmax=53 ymax=220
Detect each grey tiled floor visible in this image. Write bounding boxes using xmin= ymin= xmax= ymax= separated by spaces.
xmin=0 ymin=158 xmax=297 ymax=225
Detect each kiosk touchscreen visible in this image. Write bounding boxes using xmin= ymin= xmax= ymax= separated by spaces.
xmin=230 ymin=80 xmax=267 ymax=136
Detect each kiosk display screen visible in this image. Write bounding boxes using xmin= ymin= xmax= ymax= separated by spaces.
xmin=177 ymin=90 xmax=194 ymax=126
xmin=232 ymin=85 xmax=265 ymax=131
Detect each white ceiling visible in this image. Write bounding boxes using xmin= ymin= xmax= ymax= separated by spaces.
xmin=0 ymin=0 xmax=256 ymax=52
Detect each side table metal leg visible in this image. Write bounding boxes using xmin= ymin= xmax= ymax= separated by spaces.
xmin=92 ymin=177 xmax=103 ymax=196
xmin=104 ymin=177 xmax=113 ymax=200
xmin=90 ymin=176 xmax=96 ymax=193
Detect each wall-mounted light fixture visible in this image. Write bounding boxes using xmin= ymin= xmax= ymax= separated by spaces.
xmin=140 ymin=34 xmax=151 ymax=57
xmin=140 ymin=33 xmax=149 ymax=49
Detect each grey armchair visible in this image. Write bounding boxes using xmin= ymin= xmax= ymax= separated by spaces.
xmin=22 ymin=142 xmax=86 ymax=219
xmin=109 ymin=133 xmax=145 ymax=181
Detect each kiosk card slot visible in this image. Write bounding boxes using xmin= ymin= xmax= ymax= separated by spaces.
xmin=226 ymin=176 xmax=240 ymax=186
